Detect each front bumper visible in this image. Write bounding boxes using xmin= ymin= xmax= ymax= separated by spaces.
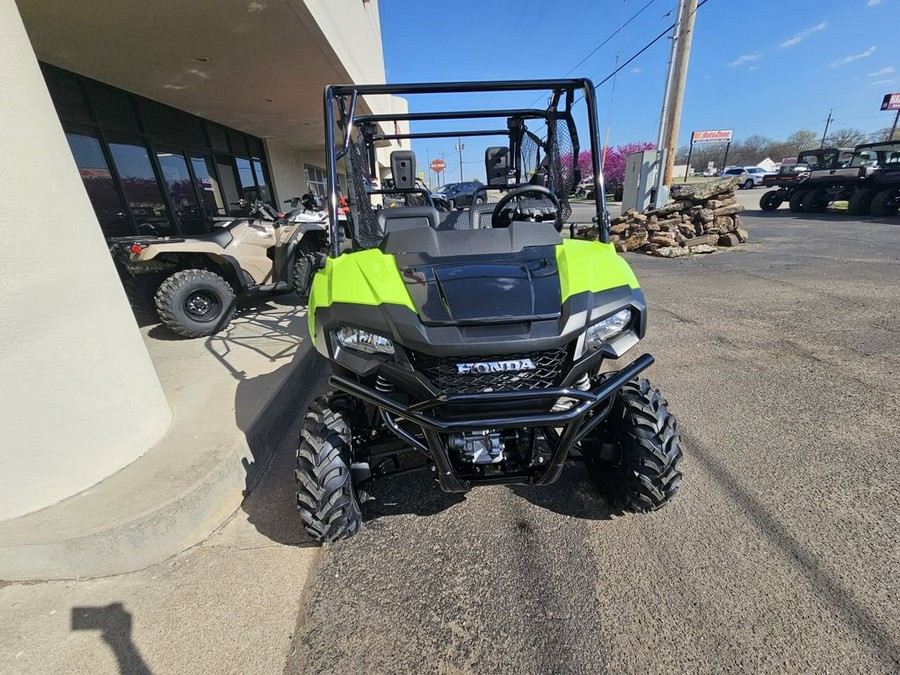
xmin=330 ymin=352 xmax=654 ymax=492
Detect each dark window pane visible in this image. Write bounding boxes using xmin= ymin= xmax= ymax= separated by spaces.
xmin=42 ymin=66 xmax=92 ymax=124
xmin=252 ymin=159 xmax=267 ymax=186
xmin=247 ymin=136 xmax=264 ymax=157
xmin=235 ymin=157 xmax=258 ymax=199
xmin=191 ymin=156 xmax=226 ymax=216
xmin=216 ymin=159 xmax=241 ymax=215
xmin=228 ymin=129 xmax=249 ymax=156
xmin=109 ymin=142 xmax=174 ymax=236
xmin=207 ymin=124 xmax=229 ymax=153
xmin=137 ymin=99 xmax=206 ymax=149
xmin=251 ymin=159 xmax=272 ymax=202
xmin=84 ymin=81 xmax=140 ymax=134
xmin=158 ymin=152 xmax=205 ymax=234
xmin=65 ymin=132 xmax=132 ymax=237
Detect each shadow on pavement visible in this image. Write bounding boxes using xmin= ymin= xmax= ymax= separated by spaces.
xmin=361 ymin=467 xmax=466 ymax=523
xmin=511 ymin=460 xmax=621 ymax=520
xmin=71 ymin=603 xmax=152 ymax=675
xmin=686 ymin=431 xmax=900 ymax=667
xmin=205 ymin=297 xmax=320 ymax=547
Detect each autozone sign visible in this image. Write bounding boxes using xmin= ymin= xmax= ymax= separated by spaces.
xmin=881 ymin=93 xmax=900 ymax=111
xmin=691 ymin=129 xmax=734 ymax=144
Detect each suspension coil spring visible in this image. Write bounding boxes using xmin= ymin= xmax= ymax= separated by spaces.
xmin=572 ymin=373 xmax=591 ymax=391
xmin=375 ymin=375 xmax=394 ymax=394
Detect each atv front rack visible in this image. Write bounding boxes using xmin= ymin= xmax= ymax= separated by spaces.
xmin=329 ymin=353 xmax=655 ymax=492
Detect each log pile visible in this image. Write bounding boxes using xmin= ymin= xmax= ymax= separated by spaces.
xmin=606 ymin=178 xmax=749 ymax=258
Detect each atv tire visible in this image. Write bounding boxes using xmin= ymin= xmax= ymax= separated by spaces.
xmin=870 ymin=188 xmax=899 ymax=217
xmin=848 ymin=188 xmax=878 ymax=215
xmin=759 ymin=191 xmax=782 ymax=211
xmin=296 ymin=393 xmax=363 ymax=542
xmin=154 ymin=269 xmax=236 ymax=338
xmin=121 ymin=272 xmax=164 ymax=310
xmin=292 ymin=252 xmax=325 ymax=302
xmin=788 ymin=190 xmax=808 ymax=213
xmin=801 ymin=188 xmax=828 ymax=214
xmin=583 ymin=377 xmax=683 ymax=512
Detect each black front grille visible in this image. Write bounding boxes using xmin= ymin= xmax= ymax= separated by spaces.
xmin=408 ymin=346 xmax=569 ymax=394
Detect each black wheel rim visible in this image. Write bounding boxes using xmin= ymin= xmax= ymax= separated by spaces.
xmin=184 ymin=290 xmax=222 ymax=322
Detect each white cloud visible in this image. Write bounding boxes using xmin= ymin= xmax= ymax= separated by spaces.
xmin=868 ymin=66 xmax=895 ymax=76
xmin=780 ymin=22 xmax=827 ymax=48
xmin=630 ymin=67 xmax=642 ymax=74
xmin=728 ymin=53 xmax=763 ymax=68
xmin=870 ymin=78 xmax=896 ymax=86
xmin=867 ymin=0 xmax=883 ymax=6
xmin=832 ymin=46 xmax=877 ymax=66
xmin=748 ymin=66 xmax=761 ymax=71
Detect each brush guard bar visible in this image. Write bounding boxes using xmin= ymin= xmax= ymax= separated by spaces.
xmin=329 ymin=353 xmax=654 ymax=493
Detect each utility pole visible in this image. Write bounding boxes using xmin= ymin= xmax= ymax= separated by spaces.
xmin=651 ymin=0 xmax=686 ymax=207
xmin=661 ymin=0 xmax=698 ymax=191
xmin=455 ymin=138 xmax=464 ymax=182
xmin=820 ymin=109 xmax=833 ymax=148
xmin=426 ymin=149 xmax=432 ymax=188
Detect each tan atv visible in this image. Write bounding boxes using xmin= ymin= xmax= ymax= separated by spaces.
xmin=111 ymin=198 xmax=328 ymax=338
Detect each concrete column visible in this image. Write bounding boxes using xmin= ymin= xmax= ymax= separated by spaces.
xmin=0 ymin=2 xmax=171 ymax=521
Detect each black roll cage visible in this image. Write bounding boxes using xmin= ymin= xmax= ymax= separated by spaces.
xmin=322 ymin=79 xmax=610 ymax=257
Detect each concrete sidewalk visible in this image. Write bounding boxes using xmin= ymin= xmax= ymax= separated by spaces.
xmin=0 ymin=296 xmax=320 ymax=579
xmin=0 ymin=413 xmax=320 ymax=675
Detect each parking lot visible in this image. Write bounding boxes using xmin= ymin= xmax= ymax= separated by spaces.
xmin=285 ymin=190 xmax=900 ymax=673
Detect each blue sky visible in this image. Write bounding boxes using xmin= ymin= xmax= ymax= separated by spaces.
xmin=379 ymin=0 xmax=899 ymax=181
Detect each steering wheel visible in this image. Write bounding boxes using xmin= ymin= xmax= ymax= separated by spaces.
xmin=490 ymin=185 xmax=561 ymax=230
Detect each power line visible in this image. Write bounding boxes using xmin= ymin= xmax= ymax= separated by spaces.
xmin=596 ymin=1 xmax=706 ymax=90
xmin=563 ymin=0 xmax=659 ymax=77
xmin=526 ymin=0 xmax=659 ymax=108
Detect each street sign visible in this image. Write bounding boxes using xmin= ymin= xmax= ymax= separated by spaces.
xmin=430 ymin=159 xmax=446 ymax=173
xmin=691 ymin=129 xmax=734 ymax=144
xmin=881 ymin=93 xmax=900 ymax=111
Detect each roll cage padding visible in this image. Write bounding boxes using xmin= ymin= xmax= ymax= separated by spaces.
xmin=379 ymin=220 xmax=562 ymax=257
xmin=377 ymin=206 xmax=440 ymax=233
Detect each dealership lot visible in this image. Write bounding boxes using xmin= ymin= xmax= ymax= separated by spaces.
xmin=2 ymin=192 xmax=899 ymax=674
xmin=285 ymin=191 xmax=900 ymax=673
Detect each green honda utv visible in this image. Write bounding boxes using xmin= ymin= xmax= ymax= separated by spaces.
xmin=297 ymin=80 xmax=683 ymax=541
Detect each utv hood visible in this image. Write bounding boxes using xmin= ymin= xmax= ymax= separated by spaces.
xmin=400 ymin=255 xmax=561 ymax=325
xmin=307 ymin=240 xmax=640 ymax=341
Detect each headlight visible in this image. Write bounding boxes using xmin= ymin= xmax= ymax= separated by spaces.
xmin=585 ymin=308 xmax=632 ymax=346
xmin=334 ymin=326 xmax=395 ymax=355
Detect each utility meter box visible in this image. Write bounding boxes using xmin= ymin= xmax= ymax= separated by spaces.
xmin=621 ymin=150 xmax=664 ymax=213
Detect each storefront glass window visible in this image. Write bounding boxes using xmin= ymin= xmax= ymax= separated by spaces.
xmin=305 ymin=165 xmax=327 ymax=197
xmin=191 ymin=156 xmax=226 ymax=217
xmin=157 ymin=152 xmax=205 ymax=234
xmin=109 ymin=142 xmax=173 ymax=236
xmin=235 ymin=157 xmax=257 ymax=200
xmin=65 ymin=132 xmax=132 ymax=237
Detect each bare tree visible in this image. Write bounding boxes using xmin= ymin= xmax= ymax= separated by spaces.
xmin=875 ymin=126 xmax=900 ymax=141
xmin=786 ymin=129 xmax=818 ymax=152
xmin=826 ymin=127 xmax=868 ymax=147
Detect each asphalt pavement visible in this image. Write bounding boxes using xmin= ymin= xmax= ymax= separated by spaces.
xmin=285 ymin=190 xmax=900 ymax=674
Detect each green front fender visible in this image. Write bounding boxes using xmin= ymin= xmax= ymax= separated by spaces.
xmin=555 ymin=239 xmax=640 ymax=300
xmin=308 ymin=249 xmax=414 ymax=341
xmin=308 ymin=239 xmax=640 ymax=344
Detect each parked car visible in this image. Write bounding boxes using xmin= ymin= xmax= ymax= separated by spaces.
xmin=719 ymin=166 xmax=772 ymax=189
xmin=435 ymin=180 xmax=485 ymax=209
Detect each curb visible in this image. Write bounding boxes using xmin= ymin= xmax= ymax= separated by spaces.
xmin=0 ymin=349 xmax=325 ymax=581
